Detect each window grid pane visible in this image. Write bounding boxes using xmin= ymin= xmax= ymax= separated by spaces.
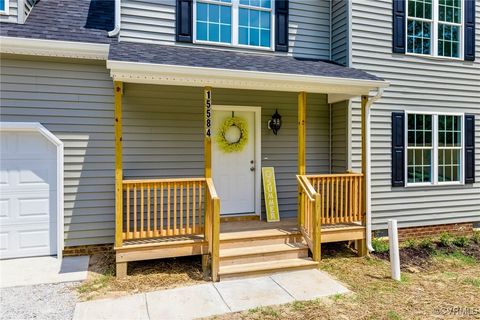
xmin=407 ymin=19 xmax=432 ymax=54
xmin=238 ymin=7 xmax=271 ymax=47
xmin=438 ymin=115 xmax=461 ymax=182
xmin=439 ymin=0 xmax=461 ymax=23
xmin=196 ymin=2 xmax=232 ymax=44
xmin=438 ymin=24 xmax=460 ymax=57
xmin=407 ymin=114 xmax=433 ymax=183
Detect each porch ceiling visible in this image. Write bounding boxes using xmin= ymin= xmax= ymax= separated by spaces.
xmin=107 ymin=42 xmax=388 ymax=96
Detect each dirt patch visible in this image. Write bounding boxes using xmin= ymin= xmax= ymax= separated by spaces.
xmin=76 ymin=252 xmax=206 ymax=301
xmin=373 ymin=240 xmax=480 ymax=273
xmin=374 ymin=247 xmax=434 ymax=271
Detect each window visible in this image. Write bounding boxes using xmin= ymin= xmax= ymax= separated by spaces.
xmin=406 ymin=112 xmax=464 ymax=186
xmin=406 ymin=0 xmax=463 ymax=58
xmin=194 ymin=0 xmax=274 ymax=49
xmin=0 ymin=0 xmax=9 ymax=15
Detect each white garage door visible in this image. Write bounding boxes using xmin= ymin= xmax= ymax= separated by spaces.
xmin=0 ymin=131 xmax=57 ymax=259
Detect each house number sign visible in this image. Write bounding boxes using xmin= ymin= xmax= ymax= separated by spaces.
xmin=205 ymin=89 xmax=212 ymax=138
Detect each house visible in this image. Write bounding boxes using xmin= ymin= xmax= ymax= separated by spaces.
xmin=0 ymin=0 xmax=477 ymax=280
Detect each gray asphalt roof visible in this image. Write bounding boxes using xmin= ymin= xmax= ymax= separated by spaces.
xmin=1 ymin=0 xmax=383 ymax=83
xmin=109 ymin=41 xmax=384 ymax=82
xmin=0 ymin=0 xmax=114 ymax=43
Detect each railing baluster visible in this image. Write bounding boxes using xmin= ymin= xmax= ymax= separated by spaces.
xmin=154 ymin=183 xmax=157 ymax=237
xmin=173 ymin=182 xmax=177 ymax=235
xmin=126 ymin=185 xmax=130 ymax=240
xmin=198 ymin=182 xmax=202 ymax=233
xmin=160 ymin=183 xmax=164 ymax=236
xmin=192 ymin=181 xmax=196 ymax=233
xmin=147 ymin=183 xmax=151 ymax=237
xmin=167 ymin=182 xmax=171 ymax=235
xmin=339 ymin=177 xmax=343 ymax=223
xmin=186 ymin=181 xmax=190 ymax=234
xmin=140 ymin=184 xmax=144 ymax=237
xmin=180 ymin=182 xmax=184 ymax=235
xmin=134 ymin=184 xmax=137 ymax=238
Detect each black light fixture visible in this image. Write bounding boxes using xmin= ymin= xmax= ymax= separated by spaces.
xmin=267 ymin=109 xmax=282 ymax=135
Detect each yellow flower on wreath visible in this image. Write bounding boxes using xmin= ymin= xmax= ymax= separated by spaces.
xmin=215 ymin=116 xmax=248 ymax=153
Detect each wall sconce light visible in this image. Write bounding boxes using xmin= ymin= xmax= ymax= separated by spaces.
xmin=267 ymin=109 xmax=282 ymax=135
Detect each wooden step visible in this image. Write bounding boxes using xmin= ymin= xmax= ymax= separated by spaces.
xmin=219 ymin=258 xmax=318 ymax=280
xmin=220 ymin=228 xmax=303 ymax=249
xmin=219 ymin=243 xmax=308 ymax=267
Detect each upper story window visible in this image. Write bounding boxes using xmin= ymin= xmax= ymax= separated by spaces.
xmin=406 ymin=0 xmax=463 ymax=58
xmin=406 ymin=112 xmax=464 ymax=186
xmin=194 ymin=0 xmax=274 ymax=50
xmin=0 ymin=0 xmax=9 ymax=15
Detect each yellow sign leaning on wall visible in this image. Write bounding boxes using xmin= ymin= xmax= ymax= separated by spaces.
xmin=262 ymin=167 xmax=280 ymax=222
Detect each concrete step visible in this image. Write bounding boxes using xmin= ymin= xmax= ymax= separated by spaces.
xmin=219 ymin=258 xmax=318 ymax=281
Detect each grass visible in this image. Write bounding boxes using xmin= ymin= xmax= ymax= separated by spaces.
xmin=462 ymin=277 xmax=480 ymax=288
xmin=207 ymin=241 xmax=480 ymax=320
xmin=433 ymin=250 xmax=477 ymax=266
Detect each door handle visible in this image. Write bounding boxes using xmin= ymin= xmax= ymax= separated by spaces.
xmin=250 ymin=166 xmax=255 ymax=172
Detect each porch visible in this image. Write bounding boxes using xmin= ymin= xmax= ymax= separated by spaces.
xmin=108 ymin=44 xmax=386 ymax=280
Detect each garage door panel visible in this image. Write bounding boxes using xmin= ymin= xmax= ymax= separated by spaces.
xmin=1 ymin=159 xmax=56 ymax=188
xmin=0 ymin=130 xmax=58 ymax=259
xmin=1 ymin=132 xmax=56 ymax=160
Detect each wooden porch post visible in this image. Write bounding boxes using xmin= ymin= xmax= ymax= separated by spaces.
xmin=297 ymin=92 xmax=306 ymax=227
xmin=203 ymin=87 xmax=212 ymax=276
xmin=114 ymin=81 xmax=126 ymax=277
xmin=357 ymin=95 xmax=368 ymax=256
xmin=204 ymin=87 xmax=212 ymax=179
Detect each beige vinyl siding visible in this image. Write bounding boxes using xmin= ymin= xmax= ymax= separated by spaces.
xmin=0 ymin=56 xmax=115 ymax=246
xmin=119 ymin=0 xmax=331 ymax=59
xmin=331 ymin=100 xmax=348 ymax=173
xmin=331 ymin=0 xmax=348 ymax=65
xmin=123 ymin=84 xmax=331 ymax=218
xmin=350 ymin=0 xmax=480 ymax=230
xmin=0 ymin=0 xmax=18 ymax=23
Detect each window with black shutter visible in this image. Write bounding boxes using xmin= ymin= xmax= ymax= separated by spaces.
xmin=392 ymin=0 xmax=475 ymax=60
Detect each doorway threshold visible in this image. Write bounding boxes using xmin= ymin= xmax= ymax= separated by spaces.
xmin=220 ymin=213 xmax=260 ymax=223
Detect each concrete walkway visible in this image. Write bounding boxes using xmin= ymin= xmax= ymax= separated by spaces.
xmin=0 ymin=256 xmax=89 ymax=288
xmin=73 ymin=269 xmax=349 ymax=320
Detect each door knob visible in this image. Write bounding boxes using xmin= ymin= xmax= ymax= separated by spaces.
xmin=250 ymin=166 xmax=255 ymax=172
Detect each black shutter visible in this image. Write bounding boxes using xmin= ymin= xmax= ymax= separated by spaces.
xmin=465 ymin=114 xmax=475 ymax=183
xmin=176 ymin=0 xmax=193 ymax=43
xmin=275 ymin=0 xmax=289 ymax=52
xmin=392 ymin=112 xmax=405 ymax=187
xmin=464 ymin=0 xmax=476 ymax=61
xmin=392 ymin=0 xmax=406 ymax=53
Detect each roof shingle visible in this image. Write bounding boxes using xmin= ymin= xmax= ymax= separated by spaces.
xmin=109 ymin=41 xmax=384 ymax=82
xmin=0 ymin=0 xmax=114 ymax=44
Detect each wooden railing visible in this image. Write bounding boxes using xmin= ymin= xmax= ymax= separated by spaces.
xmin=122 ymin=178 xmax=207 ymax=240
xmin=205 ymin=178 xmax=220 ymax=282
xmin=121 ymin=177 xmax=221 ymax=281
xmin=297 ymin=175 xmax=321 ymax=262
xmin=307 ymin=173 xmax=364 ymax=225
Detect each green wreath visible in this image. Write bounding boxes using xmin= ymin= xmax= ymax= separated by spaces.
xmin=216 ymin=116 xmax=248 ymax=153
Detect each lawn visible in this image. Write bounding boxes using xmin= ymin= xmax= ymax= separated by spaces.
xmin=208 ymin=232 xmax=480 ymax=320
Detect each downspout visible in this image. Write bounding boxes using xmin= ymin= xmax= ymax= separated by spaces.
xmin=108 ymin=0 xmax=121 ymax=37
xmin=365 ymin=87 xmax=384 ymax=252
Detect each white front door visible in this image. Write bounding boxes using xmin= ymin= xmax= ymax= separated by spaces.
xmin=212 ymin=109 xmax=256 ymax=215
xmin=0 ymin=131 xmax=57 ymax=259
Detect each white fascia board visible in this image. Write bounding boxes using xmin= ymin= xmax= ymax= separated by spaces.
xmin=0 ymin=36 xmax=109 ymax=60
xmin=107 ymin=60 xmax=389 ymax=95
